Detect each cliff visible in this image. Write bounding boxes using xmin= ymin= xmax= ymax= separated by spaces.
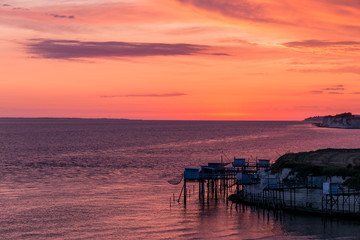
xmin=271 ymin=148 xmax=360 ymax=189
xmin=229 ymin=149 xmax=360 ymax=217
xmin=321 ymin=112 xmax=360 ymax=129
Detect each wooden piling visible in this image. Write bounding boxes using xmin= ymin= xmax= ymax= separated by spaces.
xmin=184 ymin=176 xmax=187 ymax=205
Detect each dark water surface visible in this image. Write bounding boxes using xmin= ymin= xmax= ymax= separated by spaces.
xmin=1 ymin=119 xmax=360 ymax=239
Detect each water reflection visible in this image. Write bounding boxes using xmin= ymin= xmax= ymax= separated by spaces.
xmin=2 ymin=120 xmax=360 ymax=239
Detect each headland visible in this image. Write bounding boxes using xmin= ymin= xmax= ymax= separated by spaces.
xmin=229 ymin=148 xmax=360 ymax=218
xmin=306 ymin=112 xmax=360 ymax=129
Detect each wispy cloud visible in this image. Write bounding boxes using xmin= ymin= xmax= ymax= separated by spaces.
xmin=310 ymin=91 xmax=323 ymax=94
xmin=310 ymin=85 xmax=347 ymax=95
xmin=283 ymin=40 xmax=360 ymax=48
xmin=101 ymin=93 xmax=188 ymax=98
xmin=49 ymin=13 xmax=74 ymax=19
xmin=1 ymin=3 xmax=28 ymax=10
xmin=218 ymin=38 xmax=257 ymax=45
xmin=318 ymin=0 xmax=360 ymax=8
xmin=283 ymin=40 xmax=360 ymax=56
xmin=25 ymin=39 xmax=212 ymax=59
xmin=289 ymin=66 xmax=360 ymax=75
xmin=12 ymin=7 xmax=28 ymax=10
xmin=174 ymin=0 xmax=360 ymax=29
xmin=176 ymin=0 xmax=272 ymax=23
xmin=0 ymin=2 xmax=189 ymax=34
xmin=324 ymin=87 xmax=345 ymax=91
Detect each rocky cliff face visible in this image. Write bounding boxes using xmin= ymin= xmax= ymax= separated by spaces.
xmin=322 ymin=112 xmax=360 ymax=129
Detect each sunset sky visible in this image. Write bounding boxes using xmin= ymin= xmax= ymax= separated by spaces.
xmin=1 ymin=0 xmax=360 ymax=120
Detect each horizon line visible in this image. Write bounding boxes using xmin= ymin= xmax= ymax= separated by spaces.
xmin=0 ymin=117 xmax=303 ymax=121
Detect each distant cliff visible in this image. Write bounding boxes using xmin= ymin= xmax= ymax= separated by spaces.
xmin=321 ymin=112 xmax=360 ymax=129
xmin=303 ymin=116 xmax=324 ymax=123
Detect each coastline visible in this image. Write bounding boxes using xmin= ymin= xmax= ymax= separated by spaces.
xmin=226 ymin=149 xmax=360 ymax=220
xmin=307 ymin=112 xmax=360 ymax=129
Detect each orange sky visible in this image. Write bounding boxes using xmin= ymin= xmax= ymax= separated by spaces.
xmin=1 ymin=0 xmax=360 ymax=120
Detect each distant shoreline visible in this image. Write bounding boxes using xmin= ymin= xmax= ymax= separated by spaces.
xmin=0 ymin=117 xmax=303 ymax=122
xmin=305 ymin=112 xmax=360 ymax=129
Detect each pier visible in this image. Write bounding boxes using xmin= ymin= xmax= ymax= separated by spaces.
xmin=179 ymin=156 xmax=360 ymax=218
xmin=179 ymin=158 xmax=270 ymax=205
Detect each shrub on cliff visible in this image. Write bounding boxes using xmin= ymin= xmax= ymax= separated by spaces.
xmin=270 ymin=148 xmax=360 ymax=189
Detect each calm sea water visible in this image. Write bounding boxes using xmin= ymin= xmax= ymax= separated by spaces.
xmin=1 ymin=119 xmax=360 ymax=239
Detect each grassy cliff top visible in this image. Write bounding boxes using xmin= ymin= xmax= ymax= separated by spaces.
xmin=271 ymin=148 xmax=360 ymax=171
xmin=270 ymin=148 xmax=360 ymax=189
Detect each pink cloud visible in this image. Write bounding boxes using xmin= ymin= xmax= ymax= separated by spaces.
xmin=0 ymin=2 xmax=186 ymax=32
xmin=49 ymin=13 xmax=74 ymax=19
xmin=288 ymin=66 xmax=360 ymax=75
xmin=318 ymin=0 xmax=360 ymax=8
xmin=101 ymin=93 xmax=188 ymax=98
xmin=174 ymin=0 xmax=360 ymax=41
xmin=25 ymin=39 xmax=229 ymax=59
xmin=176 ymin=0 xmax=272 ymax=22
xmin=283 ymin=40 xmax=360 ymax=48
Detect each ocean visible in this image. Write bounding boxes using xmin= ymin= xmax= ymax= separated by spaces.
xmin=1 ymin=119 xmax=360 ymax=239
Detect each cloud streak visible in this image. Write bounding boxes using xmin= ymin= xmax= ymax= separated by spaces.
xmin=319 ymin=0 xmax=360 ymax=8
xmin=283 ymin=40 xmax=360 ymax=48
xmin=310 ymin=91 xmax=323 ymax=94
xmin=26 ymin=39 xmax=211 ymax=59
xmin=310 ymin=85 xmax=347 ymax=95
xmin=289 ymin=66 xmax=360 ymax=75
xmin=1 ymin=3 xmax=28 ymax=10
xmin=49 ymin=13 xmax=74 ymax=19
xmin=324 ymin=87 xmax=345 ymax=91
xmin=176 ymin=0 xmax=272 ymax=22
xmin=101 ymin=93 xmax=188 ymax=98
xmin=174 ymin=0 xmax=360 ymax=28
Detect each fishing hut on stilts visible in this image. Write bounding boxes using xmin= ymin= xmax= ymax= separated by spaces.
xmin=172 ymin=148 xmax=360 ymax=219
xmin=176 ymin=157 xmax=271 ymax=205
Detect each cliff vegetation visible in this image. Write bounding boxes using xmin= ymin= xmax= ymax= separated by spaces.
xmin=270 ymin=148 xmax=360 ymax=189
